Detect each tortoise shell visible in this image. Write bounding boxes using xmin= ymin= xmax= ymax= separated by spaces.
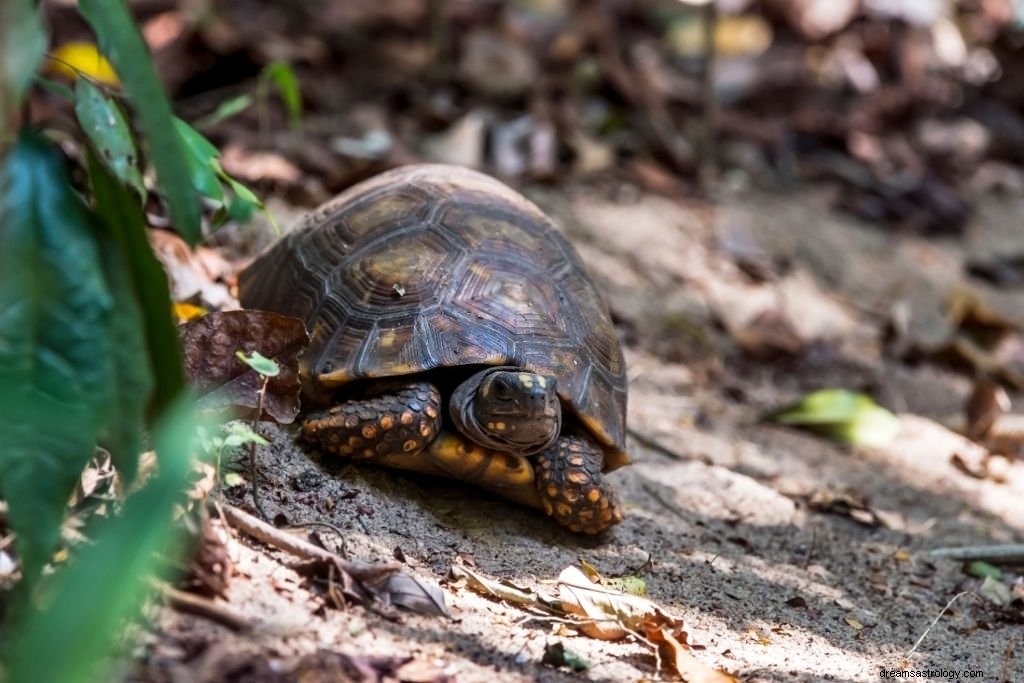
xmin=238 ymin=164 xmax=628 ymax=467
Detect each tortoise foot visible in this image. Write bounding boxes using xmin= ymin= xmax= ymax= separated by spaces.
xmin=302 ymin=381 xmax=442 ymax=460
xmin=535 ymin=436 xmax=623 ymax=534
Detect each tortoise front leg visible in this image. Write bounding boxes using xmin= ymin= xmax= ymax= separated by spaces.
xmin=535 ymin=436 xmax=623 ymax=534
xmin=302 ymin=381 xmax=443 ymax=460
xmin=420 ymin=432 xmax=543 ymax=510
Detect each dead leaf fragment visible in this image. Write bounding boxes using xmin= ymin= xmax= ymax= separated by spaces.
xmin=557 ymin=566 xmax=682 ymax=640
xmin=648 ymin=626 xmax=740 ymax=683
xmin=806 ymin=487 xmax=886 ymax=528
xmin=449 ymin=563 xmax=560 ymax=613
xmin=964 ymin=377 xmax=1010 ymax=441
xmin=381 ymin=573 xmax=449 ymax=617
xmin=181 ymin=310 xmax=309 ymax=423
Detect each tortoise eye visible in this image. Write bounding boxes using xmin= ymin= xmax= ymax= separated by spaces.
xmin=491 ymin=376 xmax=514 ymax=400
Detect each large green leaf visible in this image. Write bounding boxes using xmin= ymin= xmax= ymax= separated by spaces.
xmin=0 ymin=131 xmax=116 ymax=586
xmin=74 ymin=78 xmax=146 ymax=200
xmin=86 ymin=149 xmax=184 ymax=424
xmin=78 ymin=0 xmax=201 ymax=244
xmin=4 ymin=395 xmax=199 ymax=683
xmin=0 ymin=0 xmax=46 ymax=135
xmin=85 ymin=152 xmax=154 ymax=480
xmin=172 ymin=117 xmax=223 ymax=202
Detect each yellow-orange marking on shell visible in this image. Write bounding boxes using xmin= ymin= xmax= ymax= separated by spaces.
xmin=339 ymin=445 xmax=354 ymax=455
xmin=568 ymin=471 xmax=588 ymax=485
xmin=403 ymin=439 xmax=418 ymax=452
xmin=546 ymin=485 xmax=559 ymax=498
xmin=379 ymin=415 xmax=394 ymax=430
xmin=494 ymin=421 xmax=506 ymax=431
xmin=361 ymin=425 xmax=377 ymax=439
xmin=400 ymin=411 xmax=414 ymax=425
xmin=557 ymin=503 xmax=572 ymax=517
xmin=586 ymin=489 xmax=601 ymax=503
xmin=419 ymin=423 xmax=433 ymax=437
xmin=425 ymin=405 xmax=438 ymax=418
xmin=568 ymin=455 xmax=584 ymax=467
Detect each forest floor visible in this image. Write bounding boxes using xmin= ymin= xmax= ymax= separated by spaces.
xmin=132 ymin=180 xmax=1024 ymax=682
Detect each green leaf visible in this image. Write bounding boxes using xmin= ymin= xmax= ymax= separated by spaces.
xmin=34 ymin=75 xmax=75 ymax=100
xmin=1 ymin=0 xmax=47 ymax=133
xmin=0 ymin=131 xmax=115 ymax=587
xmin=78 ymin=0 xmax=201 ymax=244
xmin=85 ymin=151 xmax=156 ymax=480
xmin=75 ymin=78 xmax=146 ymax=200
xmin=767 ymin=389 xmax=901 ymax=447
xmin=195 ymin=93 xmax=254 ymax=129
xmin=85 ymin=146 xmax=185 ymax=422
xmin=262 ymin=60 xmax=302 ymax=130
xmin=172 ymin=117 xmax=223 ymax=202
xmin=4 ymin=395 xmax=199 ymax=683
xmin=236 ymin=350 xmax=280 ymax=377
xmin=966 ymin=561 xmax=1002 ymax=580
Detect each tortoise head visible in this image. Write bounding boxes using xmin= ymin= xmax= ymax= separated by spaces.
xmin=450 ymin=366 xmax=561 ymax=455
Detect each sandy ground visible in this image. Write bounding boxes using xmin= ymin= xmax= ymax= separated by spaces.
xmin=133 ymin=183 xmax=1023 ymax=682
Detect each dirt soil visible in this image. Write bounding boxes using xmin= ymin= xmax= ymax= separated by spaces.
xmin=134 ymin=183 xmax=1024 ymax=682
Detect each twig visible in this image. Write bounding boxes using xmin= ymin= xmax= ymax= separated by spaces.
xmin=803 ymin=525 xmax=817 ymax=570
xmin=248 ymin=375 xmax=271 ymax=521
xmin=216 ymin=502 xmax=401 ymax=579
xmin=218 ymin=501 xmax=337 ymax=563
xmin=907 ymin=591 xmax=978 ymax=657
xmin=1001 ymin=637 xmax=1015 ymax=683
xmin=698 ymin=0 xmax=719 ymax=193
xmin=928 ymin=544 xmax=1024 ymax=565
xmin=159 ymin=584 xmax=253 ymax=633
xmin=641 ymin=484 xmax=691 ymax=523
xmin=627 ymin=427 xmax=689 ymax=461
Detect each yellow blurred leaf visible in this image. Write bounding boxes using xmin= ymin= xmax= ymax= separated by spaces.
xmin=48 ymin=42 xmax=119 ymax=86
xmin=667 ymin=15 xmax=773 ymax=59
xmin=844 ymin=616 xmax=864 ymax=630
xmin=173 ymin=302 xmax=206 ymax=323
xmin=894 ymin=548 xmax=911 ymax=562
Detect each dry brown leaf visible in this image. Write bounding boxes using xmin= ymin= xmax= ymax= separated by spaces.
xmin=806 ymin=487 xmax=885 ymax=528
xmin=380 ymin=573 xmax=449 ymax=617
xmin=449 ymin=563 xmax=560 ymax=613
xmin=181 ymin=310 xmax=309 ymax=423
xmin=964 ymin=377 xmax=1010 ymax=441
xmin=557 ymin=566 xmax=682 ymax=640
xmin=647 ymin=626 xmax=739 ymax=683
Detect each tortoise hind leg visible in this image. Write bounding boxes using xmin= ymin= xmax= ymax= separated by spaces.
xmin=302 ymin=381 xmax=442 ymax=460
xmin=535 ymin=436 xmax=623 ymax=534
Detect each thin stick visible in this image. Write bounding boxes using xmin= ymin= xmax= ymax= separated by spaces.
xmin=698 ymin=0 xmax=719 ymax=193
xmin=216 ymin=502 xmax=401 ymax=578
xmin=928 ymin=545 xmax=1024 ymax=565
xmin=627 ymin=427 xmax=689 ymax=461
xmin=160 ymin=584 xmax=252 ymax=633
xmin=248 ymin=375 xmax=270 ymax=521
xmin=907 ymin=591 xmax=977 ymax=657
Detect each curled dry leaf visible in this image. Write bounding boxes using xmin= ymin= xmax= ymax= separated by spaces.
xmin=181 ymin=310 xmax=309 ymax=423
xmin=645 ymin=626 xmax=740 ymax=683
xmin=557 ymin=566 xmax=682 ymax=640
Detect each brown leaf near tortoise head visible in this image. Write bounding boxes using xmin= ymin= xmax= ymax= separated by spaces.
xmin=180 ymin=310 xmax=310 ymax=423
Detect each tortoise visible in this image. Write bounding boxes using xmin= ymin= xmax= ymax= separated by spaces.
xmin=238 ymin=164 xmax=629 ymax=533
